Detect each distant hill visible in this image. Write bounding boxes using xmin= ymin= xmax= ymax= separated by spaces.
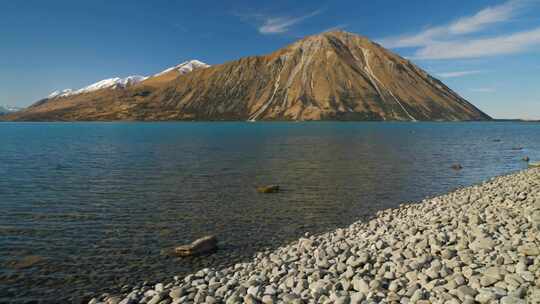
xmin=0 ymin=105 xmax=23 ymax=115
xmin=3 ymin=31 xmax=490 ymax=121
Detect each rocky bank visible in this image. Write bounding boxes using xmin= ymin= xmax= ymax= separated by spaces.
xmin=90 ymin=168 xmax=540 ymax=304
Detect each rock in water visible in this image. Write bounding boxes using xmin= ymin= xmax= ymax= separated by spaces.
xmin=523 ymin=156 xmax=530 ymax=162
xmin=256 ymin=185 xmax=280 ymax=193
xmin=451 ymin=164 xmax=463 ymax=170
xmin=8 ymin=255 xmax=44 ymax=269
xmin=529 ymin=162 xmax=540 ymax=168
xmin=174 ymin=235 xmax=218 ymax=257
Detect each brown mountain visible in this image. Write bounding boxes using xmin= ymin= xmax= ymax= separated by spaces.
xmin=4 ymin=31 xmax=490 ymax=121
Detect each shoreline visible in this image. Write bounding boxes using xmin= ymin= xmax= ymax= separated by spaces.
xmin=91 ymin=168 xmax=540 ymax=304
xmin=2 ymin=120 xmax=540 ymax=123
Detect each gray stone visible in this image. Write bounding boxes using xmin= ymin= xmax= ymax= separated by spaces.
xmin=351 ymin=277 xmax=369 ymax=294
xmin=456 ymin=286 xmax=478 ymax=301
xmin=470 ymin=238 xmax=494 ymax=251
xmin=247 ymin=286 xmax=261 ymax=297
xmin=225 ymin=295 xmax=241 ymax=304
xmin=205 ymin=296 xmax=217 ymax=304
xmin=517 ymin=244 xmax=540 ymax=256
xmin=168 ymin=288 xmax=185 ymax=300
xmin=454 ymin=274 xmax=466 ymax=286
xmin=154 ymin=283 xmax=164 ymax=292
xmin=475 ymin=290 xmax=496 ymax=303
xmin=243 ymin=294 xmax=261 ymax=304
xmin=480 ymin=275 xmax=499 ymax=287
xmin=175 ymin=235 xmax=218 ymax=257
xmin=349 ymin=292 xmax=364 ymax=304
xmin=281 ymin=293 xmax=301 ymax=303
xmin=261 ymin=295 xmax=275 ymax=304
xmin=147 ymin=294 xmax=162 ymax=304
xmin=500 ymin=296 xmax=526 ymax=304
xmin=520 ymin=271 xmax=534 ymax=282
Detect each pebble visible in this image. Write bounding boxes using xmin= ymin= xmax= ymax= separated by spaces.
xmin=500 ymin=295 xmax=526 ymax=304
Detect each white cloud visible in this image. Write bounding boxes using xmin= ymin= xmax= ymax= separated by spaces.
xmin=436 ymin=70 xmax=483 ymax=78
xmin=416 ymin=27 xmax=540 ymax=59
xmin=258 ymin=10 xmax=321 ymax=34
xmin=448 ymin=0 xmax=524 ymax=35
xmin=380 ymin=0 xmax=526 ymax=48
xmin=470 ymin=87 xmax=496 ymax=93
xmin=379 ymin=0 xmax=540 ymax=60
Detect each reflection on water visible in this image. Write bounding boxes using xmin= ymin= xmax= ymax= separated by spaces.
xmin=0 ymin=122 xmax=539 ymax=303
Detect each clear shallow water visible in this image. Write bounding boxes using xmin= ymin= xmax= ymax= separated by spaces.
xmin=0 ymin=122 xmax=538 ymax=303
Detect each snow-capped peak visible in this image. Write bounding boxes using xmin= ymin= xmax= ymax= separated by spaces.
xmin=77 ymin=75 xmax=148 ymax=93
xmin=48 ymin=89 xmax=74 ymax=99
xmin=46 ymin=60 xmax=208 ymax=100
xmin=48 ymin=75 xmax=147 ymax=99
xmin=154 ymin=59 xmax=210 ymax=77
xmin=116 ymin=75 xmax=148 ymax=87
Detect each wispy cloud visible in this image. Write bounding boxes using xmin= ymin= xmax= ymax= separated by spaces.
xmin=448 ymin=1 xmax=523 ymax=34
xmin=380 ymin=0 xmax=527 ymax=48
xmin=436 ymin=70 xmax=483 ymax=78
xmin=258 ymin=10 xmax=321 ymax=34
xmin=470 ymin=87 xmax=496 ymax=93
xmin=416 ymin=27 xmax=540 ymax=59
xmin=379 ymin=0 xmax=540 ymax=60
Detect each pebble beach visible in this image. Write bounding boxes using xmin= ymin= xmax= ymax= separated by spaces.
xmin=90 ymin=168 xmax=540 ymax=304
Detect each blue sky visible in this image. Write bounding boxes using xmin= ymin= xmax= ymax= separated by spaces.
xmin=1 ymin=0 xmax=539 ymax=119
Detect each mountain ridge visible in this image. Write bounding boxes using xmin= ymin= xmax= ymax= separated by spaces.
xmin=44 ymin=60 xmax=210 ymax=100
xmin=3 ymin=31 xmax=490 ymax=121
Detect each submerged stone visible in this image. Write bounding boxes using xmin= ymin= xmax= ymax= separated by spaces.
xmin=174 ymin=235 xmax=218 ymax=257
xmin=451 ymin=164 xmax=463 ymax=170
xmin=256 ymin=185 xmax=280 ymax=193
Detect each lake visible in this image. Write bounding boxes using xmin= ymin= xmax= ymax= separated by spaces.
xmin=0 ymin=122 xmax=538 ymax=303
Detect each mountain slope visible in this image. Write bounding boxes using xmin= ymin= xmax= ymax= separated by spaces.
xmin=4 ymin=31 xmax=490 ymax=121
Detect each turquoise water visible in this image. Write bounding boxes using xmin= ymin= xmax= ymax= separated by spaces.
xmin=0 ymin=122 xmax=539 ymax=303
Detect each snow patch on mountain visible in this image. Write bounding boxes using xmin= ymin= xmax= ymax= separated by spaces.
xmin=48 ymin=89 xmax=74 ymax=98
xmin=49 ymin=75 xmax=147 ymax=99
xmin=47 ymin=59 xmax=208 ymax=100
xmin=78 ymin=75 xmax=148 ymax=93
xmin=153 ymin=60 xmax=210 ymax=77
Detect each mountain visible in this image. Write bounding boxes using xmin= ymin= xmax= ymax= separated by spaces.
xmin=3 ymin=31 xmax=490 ymax=121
